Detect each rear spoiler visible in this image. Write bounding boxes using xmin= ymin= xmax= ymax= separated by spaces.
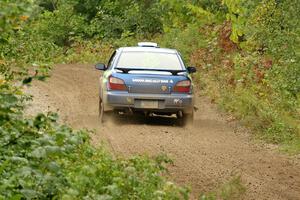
xmin=115 ymin=68 xmax=186 ymax=75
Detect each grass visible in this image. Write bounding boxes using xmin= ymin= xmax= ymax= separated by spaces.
xmin=188 ymin=24 xmax=300 ymax=154
xmin=198 ymin=71 xmax=300 ymax=154
xmin=200 ymin=176 xmax=246 ymax=200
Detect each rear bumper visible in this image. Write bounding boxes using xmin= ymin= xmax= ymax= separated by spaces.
xmin=103 ymin=91 xmax=194 ymax=114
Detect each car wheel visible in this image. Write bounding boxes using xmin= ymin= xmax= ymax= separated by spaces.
xmin=99 ymin=98 xmax=109 ymax=124
xmin=184 ymin=111 xmax=194 ymax=127
xmin=177 ymin=111 xmax=194 ymax=127
xmin=99 ymin=98 xmax=104 ymax=123
xmin=99 ymin=98 xmax=114 ymax=123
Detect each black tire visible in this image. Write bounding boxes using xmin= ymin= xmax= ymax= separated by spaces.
xmin=99 ymin=98 xmax=104 ymax=123
xmin=177 ymin=111 xmax=194 ymax=127
xmin=99 ymin=98 xmax=114 ymax=123
xmin=184 ymin=112 xmax=194 ymax=127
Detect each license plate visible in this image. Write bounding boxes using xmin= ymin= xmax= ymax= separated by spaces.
xmin=140 ymin=100 xmax=159 ymax=109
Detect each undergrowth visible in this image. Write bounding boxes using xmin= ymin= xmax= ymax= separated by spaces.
xmin=200 ymin=176 xmax=246 ymax=200
xmin=158 ymin=13 xmax=300 ymax=153
xmin=0 ymin=79 xmax=189 ymax=199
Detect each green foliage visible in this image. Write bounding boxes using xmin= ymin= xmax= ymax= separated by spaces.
xmin=159 ymin=24 xmax=209 ymax=62
xmin=160 ymin=0 xmax=220 ymax=30
xmin=200 ymin=176 xmax=246 ymax=200
xmin=86 ymin=0 xmax=164 ymax=39
xmin=222 ymin=0 xmax=300 ymax=98
xmin=0 ymin=0 xmax=34 ymax=42
xmin=60 ymin=40 xmax=114 ymax=64
xmin=193 ymin=34 xmax=300 ymax=150
xmin=0 ymin=1 xmax=190 ymax=199
xmin=35 ymin=4 xmax=85 ymax=46
xmin=222 ymin=0 xmax=259 ymax=43
xmin=0 ymin=79 xmax=188 ymax=199
xmin=169 ymin=0 xmax=300 ymax=152
xmin=0 ymin=0 xmax=59 ymax=84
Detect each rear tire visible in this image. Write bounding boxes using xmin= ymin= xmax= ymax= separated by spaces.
xmin=99 ymin=98 xmax=110 ymax=123
xmin=99 ymin=98 xmax=104 ymax=123
xmin=99 ymin=98 xmax=114 ymax=124
xmin=177 ymin=111 xmax=194 ymax=127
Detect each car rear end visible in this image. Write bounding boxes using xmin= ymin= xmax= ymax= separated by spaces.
xmin=104 ymin=72 xmax=194 ymax=115
xmin=101 ymin=44 xmax=195 ymax=117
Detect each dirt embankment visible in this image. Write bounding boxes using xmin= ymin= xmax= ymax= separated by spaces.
xmin=26 ymin=64 xmax=300 ymax=200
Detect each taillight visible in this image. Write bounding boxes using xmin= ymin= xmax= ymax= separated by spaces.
xmin=173 ymin=80 xmax=191 ymax=93
xmin=108 ymin=76 xmax=127 ymax=91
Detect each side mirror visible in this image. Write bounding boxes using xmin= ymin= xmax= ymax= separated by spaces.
xmin=95 ymin=63 xmax=106 ymax=70
xmin=187 ymin=66 xmax=197 ymax=74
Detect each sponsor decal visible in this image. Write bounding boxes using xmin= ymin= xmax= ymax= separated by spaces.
xmin=132 ymin=78 xmax=171 ymax=84
xmin=126 ymin=97 xmax=133 ymax=103
xmin=174 ymin=99 xmax=183 ymax=105
xmin=161 ymin=85 xmax=168 ymax=92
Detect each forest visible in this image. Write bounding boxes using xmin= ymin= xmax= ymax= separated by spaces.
xmin=0 ymin=0 xmax=299 ymax=199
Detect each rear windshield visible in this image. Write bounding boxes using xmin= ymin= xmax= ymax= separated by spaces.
xmin=116 ymin=51 xmax=183 ymax=70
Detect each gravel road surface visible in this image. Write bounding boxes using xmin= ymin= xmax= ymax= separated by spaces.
xmin=26 ymin=64 xmax=300 ymax=200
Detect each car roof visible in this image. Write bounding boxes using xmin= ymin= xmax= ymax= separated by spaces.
xmin=118 ymin=46 xmax=178 ymax=54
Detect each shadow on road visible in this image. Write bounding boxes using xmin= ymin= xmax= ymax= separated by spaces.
xmin=109 ymin=114 xmax=181 ymax=127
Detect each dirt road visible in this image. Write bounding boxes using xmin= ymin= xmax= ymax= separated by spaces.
xmin=26 ymin=64 xmax=300 ymax=200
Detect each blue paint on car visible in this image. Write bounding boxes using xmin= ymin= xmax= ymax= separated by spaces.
xmin=95 ymin=42 xmax=196 ymax=124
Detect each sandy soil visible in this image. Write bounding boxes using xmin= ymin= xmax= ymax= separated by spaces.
xmin=26 ymin=64 xmax=300 ymax=200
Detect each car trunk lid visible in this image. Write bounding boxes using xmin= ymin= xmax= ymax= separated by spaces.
xmin=113 ymin=71 xmax=188 ymax=94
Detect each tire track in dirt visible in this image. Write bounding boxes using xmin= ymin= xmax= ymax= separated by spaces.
xmin=26 ymin=64 xmax=300 ymax=200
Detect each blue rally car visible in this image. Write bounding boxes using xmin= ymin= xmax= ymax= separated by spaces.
xmin=95 ymin=42 xmax=196 ymax=125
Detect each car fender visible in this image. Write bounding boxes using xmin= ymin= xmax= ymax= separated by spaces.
xmin=100 ymin=70 xmax=114 ymax=111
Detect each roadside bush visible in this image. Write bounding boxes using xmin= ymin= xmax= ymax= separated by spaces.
xmin=159 ymin=24 xmax=209 ymax=63
xmin=35 ymin=4 xmax=86 ymax=47
xmin=0 ymin=0 xmax=60 ymax=83
xmin=0 ymin=79 xmax=188 ymax=199
xmin=60 ymin=40 xmax=114 ymax=64
xmin=86 ymin=0 xmax=163 ymax=39
xmin=0 ymin=1 xmax=189 ymax=199
xmin=164 ymin=0 xmax=300 ymax=152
